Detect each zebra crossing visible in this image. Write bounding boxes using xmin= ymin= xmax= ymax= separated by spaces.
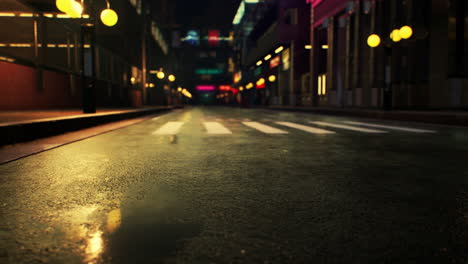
xmin=150 ymin=119 xmax=437 ymax=135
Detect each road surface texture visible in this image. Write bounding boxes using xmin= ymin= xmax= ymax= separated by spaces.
xmin=0 ymin=107 xmax=467 ymax=263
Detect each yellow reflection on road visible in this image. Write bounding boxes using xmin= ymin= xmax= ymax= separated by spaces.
xmin=84 ymin=231 xmax=104 ymax=263
xmin=106 ymin=209 xmax=122 ymax=233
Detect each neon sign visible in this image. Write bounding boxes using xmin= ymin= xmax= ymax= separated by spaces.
xmin=196 ymin=85 xmax=215 ymax=91
xmin=208 ymin=30 xmax=219 ymax=47
xmin=219 ymin=85 xmax=232 ymax=91
xmin=195 ymin=69 xmax=223 ymax=75
xmin=306 ymin=0 xmax=323 ymax=7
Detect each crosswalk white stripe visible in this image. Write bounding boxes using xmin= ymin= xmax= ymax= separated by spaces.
xmin=152 ymin=122 xmax=184 ymax=135
xmin=275 ymin=122 xmax=335 ymax=134
xmin=343 ymin=121 xmax=436 ymax=133
xmin=309 ymin=121 xmax=387 ymax=133
xmin=242 ymin=122 xmax=289 ymax=134
xmin=203 ymin=122 xmax=232 ymax=134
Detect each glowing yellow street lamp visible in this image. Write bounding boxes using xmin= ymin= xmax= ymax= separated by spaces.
xmin=168 ymin=74 xmax=176 ymax=82
xmin=399 ymin=25 xmax=413 ymax=39
xmin=268 ymin=75 xmax=276 ymax=82
xmin=157 ymin=71 xmax=165 ymax=79
xmin=239 ymin=86 xmax=244 ymax=91
xmin=367 ymin=34 xmax=381 ymax=48
xmin=56 ymin=0 xmax=72 ymax=13
xmin=390 ymin=29 xmax=402 ymax=42
xmin=68 ymin=1 xmax=83 ymax=18
xmin=100 ymin=8 xmax=118 ymax=27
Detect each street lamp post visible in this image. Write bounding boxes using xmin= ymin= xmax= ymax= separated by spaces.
xmin=367 ymin=27 xmax=413 ymax=111
xmin=55 ymin=0 xmax=119 ymax=113
xmin=81 ymin=21 xmax=96 ymax=113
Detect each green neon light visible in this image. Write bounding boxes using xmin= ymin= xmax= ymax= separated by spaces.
xmin=195 ymin=69 xmax=223 ymax=75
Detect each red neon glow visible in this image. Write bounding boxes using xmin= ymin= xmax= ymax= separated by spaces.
xmin=219 ymin=85 xmax=232 ymax=91
xmin=196 ymin=85 xmax=215 ymax=91
xmin=307 ymin=0 xmax=323 ymax=7
xmin=270 ymin=56 xmax=280 ymax=69
xmin=231 ymin=88 xmax=239 ymax=94
xmin=256 ymin=83 xmax=265 ymax=89
xmin=208 ymin=30 xmax=219 ymax=47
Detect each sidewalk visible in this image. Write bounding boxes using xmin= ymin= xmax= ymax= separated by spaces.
xmin=268 ymin=106 xmax=468 ymax=127
xmin=0 ymin=106 xmax=173 ymax=146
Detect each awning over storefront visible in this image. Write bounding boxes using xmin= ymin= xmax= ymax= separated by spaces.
xmin=310 ymin=0 xmax=351 ymax=27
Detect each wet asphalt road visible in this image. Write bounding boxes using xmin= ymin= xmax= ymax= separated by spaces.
xmin=0 ymin=106 xmax=467 ymax=264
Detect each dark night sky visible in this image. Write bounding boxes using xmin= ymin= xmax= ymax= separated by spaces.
xmin=174 ymin=0 xmax=241 ymax=28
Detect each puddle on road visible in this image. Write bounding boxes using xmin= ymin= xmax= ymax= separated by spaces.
xmin=104 ymin=187 xmax=202 ymax=263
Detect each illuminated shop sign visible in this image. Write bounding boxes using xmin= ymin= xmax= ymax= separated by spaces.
xmin=195 ymin=69 xmax=223 ymax=75
xmin=270 ymin=56 xmax=280 ymax=69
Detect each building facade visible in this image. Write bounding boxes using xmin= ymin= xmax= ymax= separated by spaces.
xmin=0 ymin=0 xmax=171 ymax=110
xmin=233 ymin=0 xmax=468 ymax=110
xmin=232 ymin=0 xmax=311 ymax=107
xmin=307 ymin=0 xmax=468 ymax=110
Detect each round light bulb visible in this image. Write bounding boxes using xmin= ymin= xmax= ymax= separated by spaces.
xmin=268 ymin=75 xmax=276 ymax=82
xmin=68 ymin=1 xmax=83 ymax=18
xmin=157 ymin=71 xmax=165 ymax=79
xmin=100 ymin=8 xmax=118 ymax=27
xmin=367 ymin=34 xmax=381 ymax=48
xmin=390 ymin=29 xmax=401 ymax=42
xmin=399 ymin=25 xmax=413 ymax=39
xmin=168 ymin=75 xmax=176 ymax=82
xmin=56 ymin=0 xmax=73 ymax=13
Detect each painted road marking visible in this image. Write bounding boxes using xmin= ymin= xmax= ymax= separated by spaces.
xmin=242 ymin=122 xmax=289 ymax=134
xmin=343 ymin=121 xmax=436 ymax=133
xmin=309 ymin=121 xmax=387 ymax=133
xmin=152 ymin=122 xmax=184 ymax=135
xmin=275 ymin=122 xmax=335 ymax=134
xmin=203 ymin=122 xmax=232 ymax=134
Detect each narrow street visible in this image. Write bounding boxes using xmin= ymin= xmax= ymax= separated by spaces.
xmin=0 ymin=107 xmax=467 ymax=263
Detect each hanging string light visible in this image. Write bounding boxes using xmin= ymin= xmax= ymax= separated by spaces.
xmin=56 ymin=0 xmax=118 ymax=26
